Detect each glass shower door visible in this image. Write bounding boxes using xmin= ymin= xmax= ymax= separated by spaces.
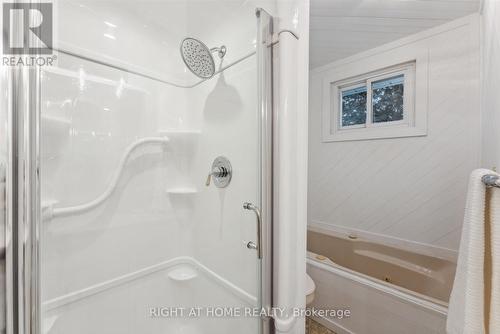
xmin=31 ymin=3 xmax=274 ymax=334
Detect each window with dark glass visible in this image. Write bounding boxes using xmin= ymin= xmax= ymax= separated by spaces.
xmin=341 ymin=86 xmax=367 ymax=127
xmin=371 ymin=74 xmax=404 ymax=123
xmin=325 ymin=62 xmax=419 ymax=142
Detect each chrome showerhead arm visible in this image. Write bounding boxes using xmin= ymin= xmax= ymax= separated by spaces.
xmin=210 ymin=45 xmax=227 ymax=59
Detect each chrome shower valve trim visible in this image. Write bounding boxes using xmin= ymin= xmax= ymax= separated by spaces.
xmin=206 ymin=156 xmax=232 ymax=188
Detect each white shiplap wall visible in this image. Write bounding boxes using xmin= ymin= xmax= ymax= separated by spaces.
xmin=308 ymin=16 xmax=480 ymax=255
xmin=310 ymin=0 xmax=480 ymax=68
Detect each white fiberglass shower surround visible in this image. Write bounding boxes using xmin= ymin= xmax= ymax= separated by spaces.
xmin=0 ymin=1 xmax=288 ymax=333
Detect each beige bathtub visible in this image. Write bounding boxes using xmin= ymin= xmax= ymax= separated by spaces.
xmin=307 ymin=230 xmax=457 ymax=333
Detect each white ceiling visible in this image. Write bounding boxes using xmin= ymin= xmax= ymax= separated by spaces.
xmin=310 ymin=0 xmax=481 ymax=69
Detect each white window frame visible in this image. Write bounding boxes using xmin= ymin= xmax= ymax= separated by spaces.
xmin=337 ymin=82 xmax=367 ymax=130
xmin=367 ymin=67 xmax=413 ymax=128
xmin=322 ymin=47 xmax=428 ymax=142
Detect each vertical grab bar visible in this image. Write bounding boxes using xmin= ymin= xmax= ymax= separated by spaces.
xmin=243 ymin=202 xmax=262 ymax=259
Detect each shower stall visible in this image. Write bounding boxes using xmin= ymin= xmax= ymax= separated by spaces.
xmin=0 ymin=1 xmax=278 ymax=333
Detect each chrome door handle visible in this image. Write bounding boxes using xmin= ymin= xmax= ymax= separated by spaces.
xmin=243 ymin=202 xmax=262 ymax=259
xmin=246 ymin=241 xmax=258 ymax=250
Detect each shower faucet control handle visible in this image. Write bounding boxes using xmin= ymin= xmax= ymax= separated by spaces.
xmin=205 ymin=171 xmax=212 ymax=186
xmin=205 ymin=156 xmax=232 ymax=188
xmin=205 ymin=167 xmax=227 ymax=186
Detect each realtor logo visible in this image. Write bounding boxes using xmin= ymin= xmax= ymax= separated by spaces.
xmin=3 ymin=2 xmax=53 ymax=55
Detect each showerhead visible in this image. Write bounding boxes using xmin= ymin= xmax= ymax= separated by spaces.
xmin=180 ymin=37 xmax=226 ymax=79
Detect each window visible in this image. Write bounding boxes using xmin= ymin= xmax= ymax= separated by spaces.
xmin=323 ymin=60 xmax=427 ymax=142
xmin=341 ymin=85 xmax=367 ymax=127
xmin=337 ymin=64 xmax=413 ymax=130
xmin=371 ymin=74 xmax=404 ymax=123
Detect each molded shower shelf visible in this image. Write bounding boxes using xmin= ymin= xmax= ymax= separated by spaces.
xmin=166 ymin=187 xmax=199 ymax=195
xmin=167 ymin=265 xmax=198 ymax=282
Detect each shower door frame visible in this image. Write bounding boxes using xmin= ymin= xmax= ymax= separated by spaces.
xmin=4 ymin=64 xmax=42 ymax=334
xmin=3 ymin=6 xmax=275 ymax=334
xmin=256 ymin=8 xmax=274 ymax=334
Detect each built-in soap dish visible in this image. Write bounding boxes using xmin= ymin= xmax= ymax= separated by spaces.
xmin=167 ymin=265 xmax=198 ymax=282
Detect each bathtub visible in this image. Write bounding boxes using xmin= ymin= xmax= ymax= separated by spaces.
xmin=306 ymin=230 xmax=456 ymax=334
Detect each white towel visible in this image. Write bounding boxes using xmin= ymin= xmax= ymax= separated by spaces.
xmin=447 ymin=169 xmax=500 ymax=334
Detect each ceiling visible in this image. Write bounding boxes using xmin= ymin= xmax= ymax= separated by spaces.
xmin=310 ymin=0 xmax=481 ymax=69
